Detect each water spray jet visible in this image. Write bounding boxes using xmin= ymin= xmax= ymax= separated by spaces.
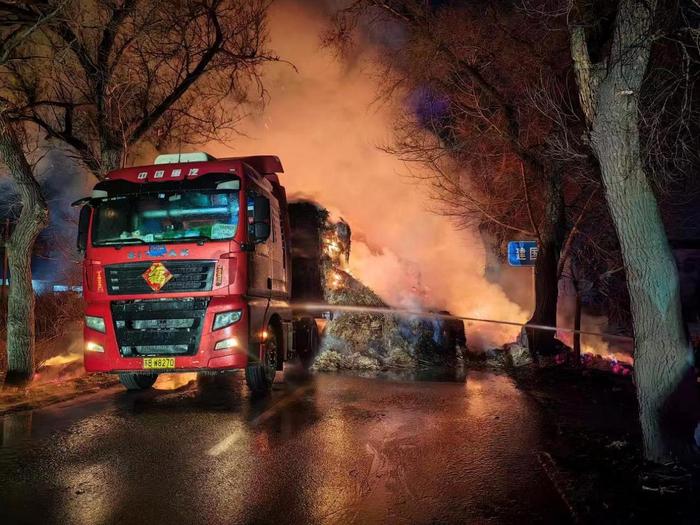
xmin=292 ymin=302 xmax=634 ymax=344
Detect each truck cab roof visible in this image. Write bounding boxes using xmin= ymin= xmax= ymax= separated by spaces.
xmin=102 ymin=154 xmax=283 ymax=185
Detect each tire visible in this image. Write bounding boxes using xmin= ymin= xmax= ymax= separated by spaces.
xmin=119 ymin=372 xmax=158 ymax=391
xmin=245 ymin=326 xmax=279 ymax=395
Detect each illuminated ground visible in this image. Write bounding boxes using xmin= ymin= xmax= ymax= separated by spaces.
xmin=0 ymin=369 xmax=570 ymax=524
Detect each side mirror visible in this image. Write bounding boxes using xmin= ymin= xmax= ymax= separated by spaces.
xmin=252 ymin=195 xmax=271 ymax=243
xmin=77 ymin=205 xmax=91 ymax=253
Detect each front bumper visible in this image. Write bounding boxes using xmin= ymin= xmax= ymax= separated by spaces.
xmin=83 ymin=296 xmax=250 ymax=373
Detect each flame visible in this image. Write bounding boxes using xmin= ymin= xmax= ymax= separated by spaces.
xmin=31 ymin=330 xmax=87 ymax=384
xmin=581 ymin=342 xmax=634 ymax=365
xmin=153 ymin=373 xmax=197 ymax=390
xmin=326 ymin=269 xmax=346 ymax=290
xmin=41 ymin=352 xmax=82 ymax=367
xmin=322 ymin=229 xmax=349 ymax=271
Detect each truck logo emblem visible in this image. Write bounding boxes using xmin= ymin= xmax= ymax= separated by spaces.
xmin=142 ymin=262 xmax=173 ymax=292
xmin=147 ymin=245 xmax=167 ymax=257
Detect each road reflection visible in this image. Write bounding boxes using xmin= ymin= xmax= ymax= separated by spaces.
xmin=1 ymin=411 xmax=33 ymax=447
xmin=0 ymin=369 xmax=570 ymax=524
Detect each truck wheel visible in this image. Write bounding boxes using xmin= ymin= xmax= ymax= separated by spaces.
xmin=119 ymin=373 xmax=158 ymax=391
xmin=245 ymin=327 xmax=279 ymax=395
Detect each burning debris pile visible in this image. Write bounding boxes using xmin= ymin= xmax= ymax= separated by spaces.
xmin=289 ymin=201 xmax=466 ymax=371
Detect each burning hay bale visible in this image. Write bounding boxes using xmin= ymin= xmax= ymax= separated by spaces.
xmin=316 ymin=276 xmax=416 ymax=371
xmin=289 ymin=200 xmax=465 ymax=371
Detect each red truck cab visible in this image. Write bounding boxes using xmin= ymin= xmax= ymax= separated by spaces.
xmin=75 ymin=152 xmax=319 ymax=393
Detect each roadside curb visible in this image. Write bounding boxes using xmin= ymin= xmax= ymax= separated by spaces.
xmin=0 ymin=375 xmax=120 ymax=415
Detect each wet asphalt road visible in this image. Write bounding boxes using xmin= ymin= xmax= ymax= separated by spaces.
xmin=0 ymin=369 xmax=571 ymax=524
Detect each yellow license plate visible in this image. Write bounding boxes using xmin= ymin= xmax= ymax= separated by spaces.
xmin=143 ymin=357 xmax=175 ymax=369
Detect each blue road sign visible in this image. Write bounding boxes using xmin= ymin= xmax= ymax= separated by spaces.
xmin=507 ymin=240 xmax=538 ymax=267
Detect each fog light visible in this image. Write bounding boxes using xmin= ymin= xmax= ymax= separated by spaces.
xmin=85 ymin=315 xmax=106 ymax=333
xmin=85 ymin=341 xmax=104 ymax=353
xmin=214 ymin=337 xmax=239 ymax=350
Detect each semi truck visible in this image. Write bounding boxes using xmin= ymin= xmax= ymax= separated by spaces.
xmin=74 ymin=152 xmax=320 ymax=393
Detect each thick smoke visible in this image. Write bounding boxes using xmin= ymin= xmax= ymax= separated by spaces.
xmin=205 ymin=0 xmax=529 ymax=348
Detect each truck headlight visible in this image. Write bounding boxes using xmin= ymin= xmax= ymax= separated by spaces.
xmin=85 ymin=315 xmax=106 ymax=333
xmin=213 ymin=310 xmax=242 ymax=331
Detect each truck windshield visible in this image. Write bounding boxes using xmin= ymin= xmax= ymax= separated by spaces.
xmin=91 ymin=190 xmax=240 ymax=246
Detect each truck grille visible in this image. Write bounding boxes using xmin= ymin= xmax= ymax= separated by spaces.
xmin=111 ymin=297 xmax=210 ymax=357
xmin=105 ymin=260 xmax=215 ymax=295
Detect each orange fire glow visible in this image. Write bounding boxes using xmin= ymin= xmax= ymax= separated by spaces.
xmin=153 ymin=373 xmax=198 ymax=390
xmin=41 ymin=352 xmax=82 ymax=367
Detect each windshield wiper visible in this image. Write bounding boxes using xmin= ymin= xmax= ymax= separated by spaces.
xmin=179 ymin=235 xmax=212 ymax=246
xmin=98 ymin=238 xmax=148 ymax=247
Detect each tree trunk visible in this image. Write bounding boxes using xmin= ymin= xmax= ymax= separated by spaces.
xmin=592 ymin=106 xmax=695 ymax=461
xmin=527 ymin=172 xmax=565 ymax=357
xmin=527 ymin=239 xmax=559 ymax=356
xmin=571 ymin=0 xmax=697 ymax=462
xmin=99 ymin=143 xmax=123 ymax=179
xmin=0 ymin=110 xmax=49 ymax=386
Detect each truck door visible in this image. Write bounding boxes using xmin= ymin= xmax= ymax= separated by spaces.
xmin=247 ymin=192 xmax=272 ymax=297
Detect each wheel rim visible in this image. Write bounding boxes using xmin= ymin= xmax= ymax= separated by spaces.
xmin=264 ymin=330 xmax=278 ymax=382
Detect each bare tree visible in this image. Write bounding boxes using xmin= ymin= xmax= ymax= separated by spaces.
xmin=1 ymin=0 xmax=276 ymax=179
xmin=0 ymin=2 xmax=56 ymax=385
xmin=569 ymin=0 xmax=698 ymax=462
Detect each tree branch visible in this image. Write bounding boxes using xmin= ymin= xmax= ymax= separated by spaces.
xmin=127 ymin=2 xmax=225 ymax=145
xmin=521 ymin=160 xmax=542 ymax=243
xmin=557 ymin=186 xmax=599 ymax=279
xmin=569 ymin=25 xmax=599 ymax=126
